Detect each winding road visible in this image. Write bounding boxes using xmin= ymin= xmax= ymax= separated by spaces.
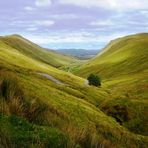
xmin=37 ymin=72 xmax=89 ymax=86
xmin=37 ymin=72 xmax=65 ymax=85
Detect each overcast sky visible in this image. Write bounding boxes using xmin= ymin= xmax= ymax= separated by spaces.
xmin=0 ymin=0 xmax=148 ymax=49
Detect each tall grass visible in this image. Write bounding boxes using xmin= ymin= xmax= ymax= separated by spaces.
xmin=0 ymin=71 xmax=24 ymax=116
xmin=0 ymin=129 xmax=12 ymax=148
xmin=0 ymin=71 xmax=49 ymax=123
xmin=0 ymin=71 xmax=147 ymax=148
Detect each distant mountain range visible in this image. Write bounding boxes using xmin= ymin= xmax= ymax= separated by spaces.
xmin=56 ymin=49 xmax=99 ymax=59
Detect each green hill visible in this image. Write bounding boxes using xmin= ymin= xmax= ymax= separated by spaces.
xmin=0 ymin=34 xmax=79 ymax=68
xmin=76 ymin=33 xmax=148 ymax=78
xmin=76 ymin=33 xmax=148 ymax=136
xmin=0 ymin=34 xmax=148 ymax=147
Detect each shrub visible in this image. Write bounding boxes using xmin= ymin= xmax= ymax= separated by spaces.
xmin=87 ymin=74 xmax=101 ymax=87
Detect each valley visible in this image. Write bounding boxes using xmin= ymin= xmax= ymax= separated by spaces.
xmin=0 ymin=33 xmax=148 ymax=148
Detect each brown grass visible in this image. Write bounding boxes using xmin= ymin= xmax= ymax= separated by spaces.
xmin=0 ymin=71 xmax=50 ymax=125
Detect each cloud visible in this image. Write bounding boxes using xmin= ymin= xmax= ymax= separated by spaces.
xmin=26 ymin=27 xmax=38 ymax=31
xmin=49 ymin=14 xmax=78 ymax=19
xmin=140 ymin=10 xmax=148 ymax=16
xmin=90 ymin=20 xmax=114 ymax=26
xmin=24 ymin=6 xmax=35 ymax=11
xmin=59 ymin=0 xmax=148 ymax=11
xmin=35 ymin=20 xmax=55 ymax=27
xmin=24 ymin=32 xmax=128 ymax=45
xmin=35 ymin=0 xmax=52 ymax=7
xmin=22 ymin=31 xmax=133 ymax=50
xmin=10 ymin=20 xmax=55 ymax=29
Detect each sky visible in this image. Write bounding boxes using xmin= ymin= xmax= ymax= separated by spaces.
xmin=0 ymin=0 xmax=148 ymax=50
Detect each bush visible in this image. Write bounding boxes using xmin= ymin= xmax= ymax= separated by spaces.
xmin=87 ymin=74 xmax=101 ymax=87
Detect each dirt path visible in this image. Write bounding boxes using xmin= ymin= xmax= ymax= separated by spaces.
xmin=84 ymin=80 xmax=89 ymax=86
xmin=37 ymin=72 xmax=89 ymax=87
xmin=37 ymin=72 xmax=65 ymax=85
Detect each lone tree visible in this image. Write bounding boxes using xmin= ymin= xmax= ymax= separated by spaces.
xmin=87 ymin=74 xmax=101 ymax=87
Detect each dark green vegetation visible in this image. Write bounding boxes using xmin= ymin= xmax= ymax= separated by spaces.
xmin=87 ymin=74 xmax=101 ymax=87
xmin=0 ymin=33 xmax=148 ymax=147
xmin=0 ymin=115 xmax=68 ymax=148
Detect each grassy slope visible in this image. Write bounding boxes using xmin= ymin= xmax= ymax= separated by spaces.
xmin=76 ymin=33 xmax=148 ymax=136
xmin=0 ymin=34 xmax=148 ymax=147
xmin=0 ymin=115 xmax=68 ymax=148
xmin=0 ymin=34 xmax=80 ymax=68
xmin=76 ymin=33 xmax=148 ymax=78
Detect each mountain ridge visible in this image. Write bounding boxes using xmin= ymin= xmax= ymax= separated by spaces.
xmin=76 ymin=33 xmax=148 ymax=78
xmin=0 ymin=34 xmax=80 ymax=68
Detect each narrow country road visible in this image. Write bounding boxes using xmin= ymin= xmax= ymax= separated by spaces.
xmin=84 ymin=80 xmax=89 ymax=86
xmin=37 ymin=72 xmax=89 ymax=86
xmin=37 ymin=72 xmax=65 ymax=85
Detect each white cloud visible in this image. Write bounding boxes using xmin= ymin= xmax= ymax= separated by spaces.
xmin=140 ymin=10 xmax=148 ymax=16
xmin=90 ymin=20 xmax=114 ymax=26
xmin=24 ymin=6 xmax=35 ymax=11
xmin=24 ymin=32 xmax=128 ymax=45
xmin=59 ymin=0 xmax=148 ymax=11
xmin=10 ymin=21 xmax=25 ymax=26
xmin=10 ymin=20 xmax=54 ymax=28
xmin=26 ymin=27 xmax=38 ymax=31
xmin=49 ymin=14 xmax=78 ymax=19
xmin=35 ymin=0 xmax=52 ymax=7
xmin=35 ymin=20 xmax=55 ymax=27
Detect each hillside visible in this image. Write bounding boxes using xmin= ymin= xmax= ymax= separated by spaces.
xmin=0 ymin=34 xmax=148 ymax=147
xmin=76 ymin=33 xmax=148 ymax=136
xmin=76 ymin=33 xmax=148 ymax=78
xmin=0 ymin=34 xmax=79 ymax=68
